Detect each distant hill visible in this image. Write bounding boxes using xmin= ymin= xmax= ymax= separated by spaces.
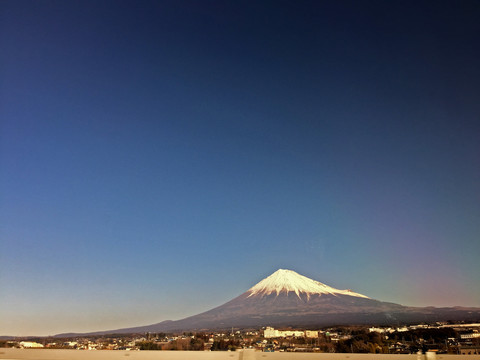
xmin=0 ymin=336 xmax=17 ymax=340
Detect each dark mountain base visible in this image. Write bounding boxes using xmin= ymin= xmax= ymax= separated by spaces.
xmin=57 ymin=305 xmax=480 ymax=336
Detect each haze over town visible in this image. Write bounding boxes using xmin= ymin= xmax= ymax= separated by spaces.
xmin=1 ymin=0 xmax=479 ymax=337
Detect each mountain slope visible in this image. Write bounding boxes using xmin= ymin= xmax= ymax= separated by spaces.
xmin=57 ymin=269 xmax=480 ymax=336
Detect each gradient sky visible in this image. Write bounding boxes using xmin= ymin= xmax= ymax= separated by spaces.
xmin=1 ymin=0 xmax=479 ymax=336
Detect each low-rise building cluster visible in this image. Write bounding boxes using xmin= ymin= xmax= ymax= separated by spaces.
xmin=2 ymin=322 xmax=479 ymax=354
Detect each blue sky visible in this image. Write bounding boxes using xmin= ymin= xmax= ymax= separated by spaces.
xmin=1 ymin=0 xmax=479 ymax=336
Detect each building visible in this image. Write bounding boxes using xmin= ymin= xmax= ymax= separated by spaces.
xmin=305 ymin=330 xmax=319 ymax=338
xmin=460 ymin=332 xmax=480 ymax=340
xmin=263 ymin=327 xmax=305 ymax=338
xmin=459 ymin=346 xmax=480 ymax=355
xmin=19 ymin=342 xmax=44 ymax=348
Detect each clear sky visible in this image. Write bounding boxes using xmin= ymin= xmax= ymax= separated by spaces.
xmin=1 ymin=0 xmax=479 ymax=336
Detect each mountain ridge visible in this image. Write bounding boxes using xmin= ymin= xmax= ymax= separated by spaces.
xmin=54 ymin=269 xmax=480 ymax=336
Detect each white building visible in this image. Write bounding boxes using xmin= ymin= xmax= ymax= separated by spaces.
xmin=20 ymin=341 xmax=44 ymax=348
xmin=460 ymin=332 xmax=480 ymax=339
xmin=369 ymin=327 xmax=394 ymax=333
xmin=264 ymin=327 xmax=305 ymax=338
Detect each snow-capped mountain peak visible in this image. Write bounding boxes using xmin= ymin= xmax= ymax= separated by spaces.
xmin=247 ymin=269 xmax=369 ymax=299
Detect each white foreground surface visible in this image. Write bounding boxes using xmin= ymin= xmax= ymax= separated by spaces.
xmin=1 ymin=349 xmax=480 ymax=360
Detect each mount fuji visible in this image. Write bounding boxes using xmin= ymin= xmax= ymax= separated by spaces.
xmin=58 ymin=269 xmax=480 ymax=336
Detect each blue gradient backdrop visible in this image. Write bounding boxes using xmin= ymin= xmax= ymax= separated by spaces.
xmin=1 ymin=0 xmax=479 ymax=335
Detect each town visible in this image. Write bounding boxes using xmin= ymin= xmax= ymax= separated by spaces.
xmin=2 ymin=322 xmax=479 ymax=355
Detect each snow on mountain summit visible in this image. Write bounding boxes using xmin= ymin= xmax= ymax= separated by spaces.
xmin=247 ymin=269 xmax=369 ymax=299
